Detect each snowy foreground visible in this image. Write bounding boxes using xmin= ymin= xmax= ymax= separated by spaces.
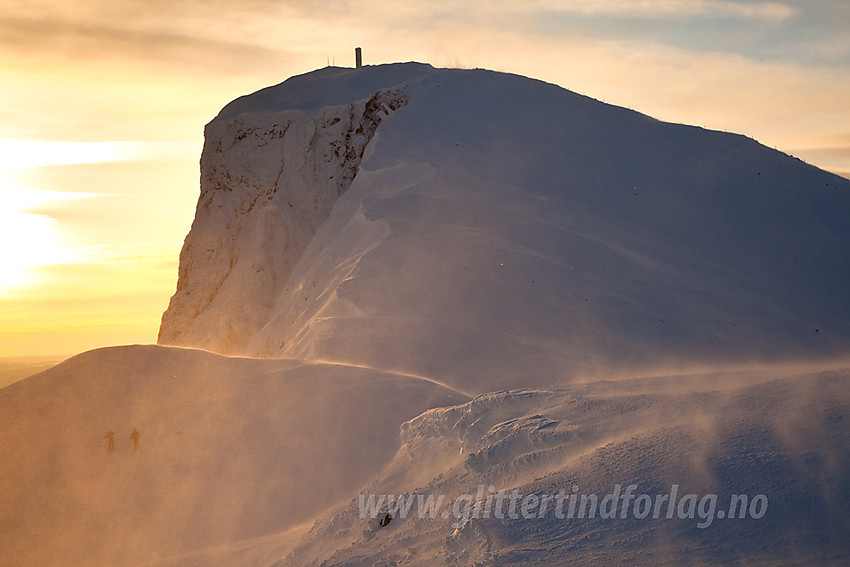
xmin=2 ymin=348 xmax=849 ymax=565
xmin=3 ymin=63 xmax=850 ymax=565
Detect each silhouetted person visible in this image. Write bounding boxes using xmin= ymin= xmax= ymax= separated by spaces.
xmin=130 ymin=428 xmax=140 ymax=452
xmin=104 ymin=431 xmax=116 ymax=453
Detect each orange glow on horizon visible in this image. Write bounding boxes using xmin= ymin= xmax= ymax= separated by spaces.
xmin=0 ymin=139 xmax=197 ymax=357
xmin=0 ymin=173 xmax=95 ymax=293
xmin=0 ymin=1 xmax=847 ymax=357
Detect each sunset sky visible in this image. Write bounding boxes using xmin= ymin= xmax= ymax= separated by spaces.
xmin=1 ymin=0 xmax=848 ymax=357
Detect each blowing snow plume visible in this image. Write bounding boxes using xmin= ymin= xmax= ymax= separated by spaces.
xmin=3 ymin=62 xmax=850 ymax=566
xmin=159 ymin=62 xmax=850 ymax=393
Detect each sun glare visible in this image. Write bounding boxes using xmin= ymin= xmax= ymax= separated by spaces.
xmin=0 ymin=139 xmax=131 ymax=170
xmin=0 ymin=136 xmax=197 ymax=298
xmin=0 ymin=142 xmax=112 ymax=293
xmin=0 ymin=182 xmax=93 ymax=293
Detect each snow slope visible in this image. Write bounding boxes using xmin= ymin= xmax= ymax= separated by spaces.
xmin=3 ymin=350 xmax=848 ymax=566
xmin=285 ymin=366 xmax=850 ymax=566
xmin=0 ymin=345 xmax=465 ymax=566
xmin=159 ymin=63 xmax=850 ymax=393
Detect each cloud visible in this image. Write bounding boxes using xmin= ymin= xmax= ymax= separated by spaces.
xmin=0 ymin=140 xmax=198 ymax=170
xmin=527 ymin=0 xmax=797 ymax=21
xmin=0 ymin=15 xmax=289 ymax=73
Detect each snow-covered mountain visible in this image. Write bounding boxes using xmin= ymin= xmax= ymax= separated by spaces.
xmin=159 ymin=63 xmax=850 ymax=393
xmin=3 ymin=63 xmax=850 ymax=566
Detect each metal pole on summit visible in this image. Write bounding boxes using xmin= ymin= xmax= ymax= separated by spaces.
xmin=355 ymin=47 xmax=362 ymax=69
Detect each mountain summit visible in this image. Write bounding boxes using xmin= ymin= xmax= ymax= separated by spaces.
xmin=159 ymin=62 xmax=850 ymax=392
xmin=4 ymin=63 xmax=850 ymax=567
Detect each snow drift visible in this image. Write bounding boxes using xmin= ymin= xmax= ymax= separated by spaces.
xmin=286 ymin=368 xmax=850 ymax=566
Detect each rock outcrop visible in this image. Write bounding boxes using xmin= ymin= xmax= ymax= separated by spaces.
xmin=159 ymin=72 xmax=409 ymax=352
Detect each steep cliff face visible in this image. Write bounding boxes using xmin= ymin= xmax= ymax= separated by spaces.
xmin=158 ymin=76 xmax=409 ymax=352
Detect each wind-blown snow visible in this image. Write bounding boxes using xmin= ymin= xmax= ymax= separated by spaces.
xmin=4 ymin=62 xmax=850 ymax=566
xmin=160 ymin=63 xmax=850 ymax=393
xmin=0 ymin=345 xmax=464 ymax=566
xmin=286 ymin=368 xmax=850 ymax=566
